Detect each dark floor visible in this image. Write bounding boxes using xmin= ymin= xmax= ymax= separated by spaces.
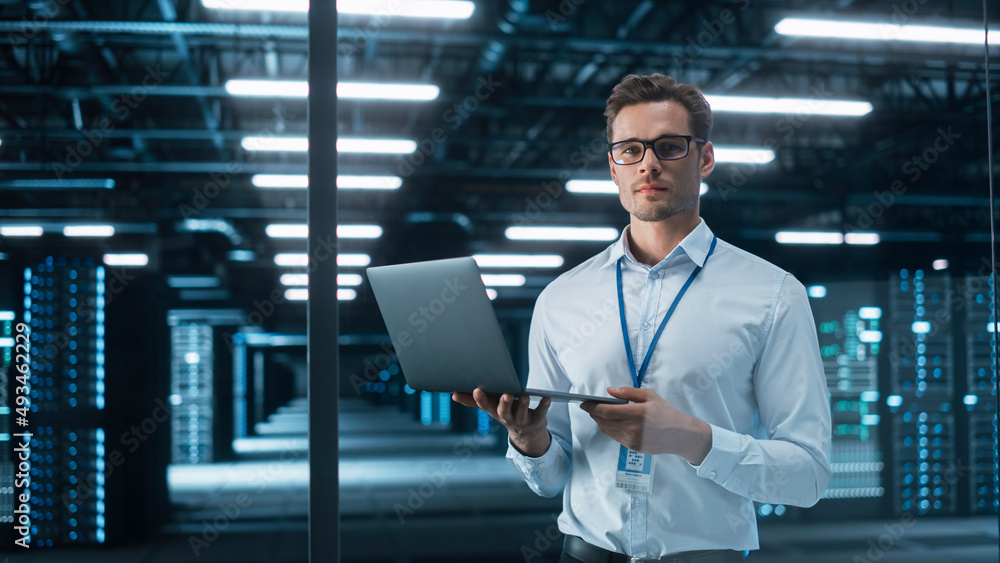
xmin=5 ymin=398 xmax=999 ymax=562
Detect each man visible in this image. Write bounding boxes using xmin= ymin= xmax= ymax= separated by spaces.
xmin=453 ymin=73 xmax=831 ymax=562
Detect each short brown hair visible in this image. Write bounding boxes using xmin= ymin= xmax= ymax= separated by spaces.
xmin=604 ymin=73 xmax=713 ymax=143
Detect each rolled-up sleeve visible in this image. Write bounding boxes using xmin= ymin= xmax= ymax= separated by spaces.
xmin=505 ymin=290 xmax=573 ymax=497
xmin=691 ymin=275 xmax=832 ymax=507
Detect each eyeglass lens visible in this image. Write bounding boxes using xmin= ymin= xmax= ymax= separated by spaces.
xmin=611 ymin=136 xmax=689 ymax=164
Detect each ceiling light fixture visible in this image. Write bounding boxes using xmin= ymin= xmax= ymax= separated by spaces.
xmin=480 ymin=274 xmax=527 ymax=287
xmin=505 ymin=226 xmax=619 ymax=241
xmin=0 ymin=226 xmax=43 ymax=237
xmin=64 ymin=225 xmax=115 ymax=237
xmin=225 ymin=80 xmax=440 ymax=101
xmin=202 ymin=0 xmax=475 ymax=19
xmin=265 ymin=224 xmax=382 ymax=239
xmin=472 ymin=254 xmax=564 ymax=268
xmin=774 ymin=17 xmax=997 ymax=45
xmin=241 ymin=136 xmax=417 ymax=154
xmin=706 ymin=94 xmax=872 ymax=116
xmin=102 ymin=254 xmax=149 ymax=267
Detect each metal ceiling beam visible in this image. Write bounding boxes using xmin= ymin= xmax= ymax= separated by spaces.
xmin=0 ymin=20 xmax=995 ymax=69
xmin=156 ymin=0 xmax=225 ymax=157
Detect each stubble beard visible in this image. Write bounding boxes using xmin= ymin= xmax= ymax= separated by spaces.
xmin=624 ymin=186 xmax=698 ymax=223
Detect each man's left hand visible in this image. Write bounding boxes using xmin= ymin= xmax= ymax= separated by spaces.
xmin=580 ymin=387 xmax=713 ymax=465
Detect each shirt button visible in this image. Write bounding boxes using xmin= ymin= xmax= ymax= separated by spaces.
xmin=650 ymin=272 xmax=659 ymax=280
xmin=709 ymin=471 xmax=717 ymax=479
xmin=633 ymin=498 xmax=643 ymax=506
xmin=641 ymin=322 xmax=651 ymax=330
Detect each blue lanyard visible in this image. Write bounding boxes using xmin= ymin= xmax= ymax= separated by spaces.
xmin=617 ymin=236 xmax=717 ymax=388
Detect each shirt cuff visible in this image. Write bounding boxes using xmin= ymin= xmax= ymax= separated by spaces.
xmin=506 ymin=433 xmax=559 ymax=478
xmin=690 ymin=424 xmax=744 ymax=484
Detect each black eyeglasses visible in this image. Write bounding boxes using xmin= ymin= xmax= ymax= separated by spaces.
xmin=608 ymin=135 xmax=705 ymax=165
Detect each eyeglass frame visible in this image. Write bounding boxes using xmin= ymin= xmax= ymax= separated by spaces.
xmin=607 ymin=134 xmax=707 ymax=165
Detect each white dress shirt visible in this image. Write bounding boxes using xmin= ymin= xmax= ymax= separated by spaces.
xmin=506 ymin=218 xmax=832 ymax=558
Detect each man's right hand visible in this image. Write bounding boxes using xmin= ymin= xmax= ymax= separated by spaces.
xmin=452 ymin=389 xmax=552 ymax=458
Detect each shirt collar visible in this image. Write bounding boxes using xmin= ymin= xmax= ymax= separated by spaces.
xmin=600 ymin=218 xmax=715 ymax=271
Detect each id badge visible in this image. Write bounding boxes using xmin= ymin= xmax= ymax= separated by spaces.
xmin=615 ymin=444 xmax=653 ymax=493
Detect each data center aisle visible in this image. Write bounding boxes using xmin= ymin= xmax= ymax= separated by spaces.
xmin=165 ymin=396 xmax=565 ymax=562
xmin=6 ymin=397 xmax=998 ymax=562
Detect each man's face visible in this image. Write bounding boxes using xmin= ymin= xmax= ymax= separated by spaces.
xmin=608 ymin=101 xmax=715 ymax=223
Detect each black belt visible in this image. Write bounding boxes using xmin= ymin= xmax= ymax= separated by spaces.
xmin=563 ymin=535 xmax=751 ymax=563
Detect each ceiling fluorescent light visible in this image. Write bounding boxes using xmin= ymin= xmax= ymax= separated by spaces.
xmin=566 ymin=180 xmax=710 ymax=195
xmin=202 ymin=0 xmax=475 ymax=19
xmin=338 ymin=254 xmax=371 ymax=266
xmin=774 ymin=17 xmax=997 ymax=45
xmin=339 ymin=225 xmax=383 ymax=238
xmin=505 ymin=226 xmax=619 ymax=241
xmin=274 ymin=253 xmax=371 ymax=267
xmin=242 ymin=136 xmax=307 ymax=152
xmin=102 ymin=253 xmax=149 ymax=267
xmin=339 ymin=82 xmax=439 ymax=101
xmin=338 ymin=273 xmax=364 ymax=286
xmin=252 ymin=174 xmax=403 ymax=190
xmin=845 ymin=232 xmax=880 ymax=245
xmin=775 ymin=231 xmax=844 ymax=244
xmin=64 ymin=225 xmax=115 ymax=237
xmin=339 ymin=139 xmax=417 ymax=154
xmin=0 ymin=226 xmax=43 ymax=237
xmin=280 ymin=273 xmax=364 ymax=286
xmin=285 ymin=288 xmax=309 ymax=300
xmin=481 ymin=274 xmax=526 ymax=287
xmin=485 ymin=288 xmax=498 ymax=300
xmin=713 ymin=147 xmax=775 ymax=164
xmin=226 ymin=79 xmax=308 ymax=97
xmin=0 ymin=179 xmax=116 ymax=190
xmin=241 ymin=136 xmax=417 ymax=154
xmin=225 ymin=80 xmax=440 ymax=101
xmin=251 ymin=174 xmax=309 ymax=189
xmin=566 ymin=180 xmax=617 ymax=194
xmin=706 ymin=95 xmax=872 ymax=116
xmin=807 ymin=285 xmax=827 ymax=298
xmin=283 ymin=288 xmax=358 ymax=301
xmin=266 ymin=224 xmax=383 ymax=239
xmin=266 ymin=224 xmax=308 ymax=238
xmin=337 ymin=175 xmax=402 ymax=189
xmin=280 ymin=274 xmax=309 ymax=286
xmin=472 ymin=254 xmax=564 ymax=268
xmin=203 ymin=0 xmax=308 ymax=11
xmin=339 ymin=0 xmax=475 ymax=19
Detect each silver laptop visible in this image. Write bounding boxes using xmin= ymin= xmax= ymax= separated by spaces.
xmin=366 ymin=257 xmax=626 ymax=404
